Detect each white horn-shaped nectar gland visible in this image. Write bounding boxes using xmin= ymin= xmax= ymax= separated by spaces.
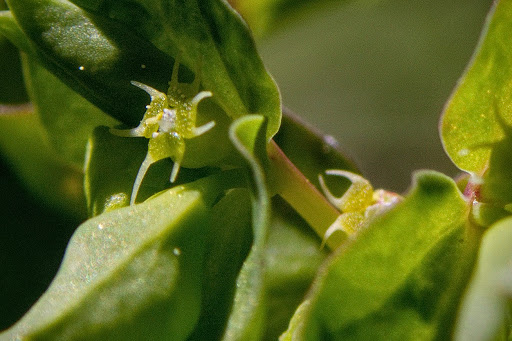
xmin=319 ymin=170 xmax=373 ymax=212
xmin=130 ymin=153 xmax=154 ymax=206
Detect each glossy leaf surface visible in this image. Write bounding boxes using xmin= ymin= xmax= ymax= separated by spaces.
xmin=5 ymin=0 xmax=175 ymax=126
xmin=441 ymin=0 xmax=512 ymax=174
xmin=282 ymin=171 xmax=478 ymax=340
xmin=0 ymin=184 xmax=210 ymax=340
xmin=69 ymin=0 xmax=281 ymax=138
xmin=5 ymin=0 xmax=281 ymax=138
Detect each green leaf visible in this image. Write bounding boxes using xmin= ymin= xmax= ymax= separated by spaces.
xmin=454 ymin=216 xmax=512 ymax=341
xmin=70 ymin=0 xmax=281 ymax=139
xmin=188 ymin=188 xmax=253 ymax=340
xmin=222 ymin=115 xmax=270 ymax=340
xmin=5 ymin=0 xmax=176 ymax=127
xmin=283 ymin=171 xmax=479 ymax=340
xmin=84 ymin=125 xmax=224 ymax=217
xmin=22 ymin=56 xmax=118 ymax=167
xmin=6 ymin=0 xmax=281 ymax=138
xmin=1 ymin=183 xmax=210 ymax=340
xmin=478 ymin=122 xmax=512 ymax=205
xmin=441 ymin=0 xmax=512 ymax=174
xmin=0 ymin=11 xmax=113 ymax=169
xmin=263 ymin=197 xmax=328 ymax=340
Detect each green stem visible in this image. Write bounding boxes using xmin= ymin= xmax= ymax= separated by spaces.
xmin=267 ymin=140 xmax=344 ymax=249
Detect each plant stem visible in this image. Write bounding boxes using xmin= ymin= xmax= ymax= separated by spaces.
xmin=267 ymin=140 xmax=344 ymax=249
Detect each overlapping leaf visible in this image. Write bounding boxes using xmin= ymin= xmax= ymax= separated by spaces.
xmin=70 ymin=0 xmax=281 ymax=138
xmin=263 ymin=197 xmax=328 ymax=340
xmin=222 ymin=115 xmax=270 ymax=340
xmin=188 ymin=188 xmax=253 ymax=340
xmin=23 ymin=57 xmax=118 ymax=167
xmin=282 ymin=171 xmax=478 ymax=340
xmin=0 ymin=183 xmax=211 ymax=340
xmin=4 ymin=0 xmax=281 ymax=139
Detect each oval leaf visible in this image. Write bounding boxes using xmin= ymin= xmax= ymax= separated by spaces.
xmin=0 ymin=184 xmax=210 ymax=340
xmin=6 ymin=0 xmax=281 ymax=138
xmin=6 ymin=0 xmax=176 ymax=126
xmin=283 ymin=171 xmax=479 ymax=340
xmin=70 ymin=0 xmax=282 ymax=139
xmin=441 ymin=0 xmax=512 ymax=173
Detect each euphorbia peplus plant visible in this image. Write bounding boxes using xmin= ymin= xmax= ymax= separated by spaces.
xmin=0 ymin=0 xmax=512 ymax=340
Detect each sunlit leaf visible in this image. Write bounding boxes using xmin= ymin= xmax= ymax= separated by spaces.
xmin=282 ymin=171 xmax=479 ymax=340
xmin=441 ymin=0 xmax=512 ymax=174
xmin=5 ymin=0 xmax=281 ymax=139
xmin=69 ymin=0 xmax=281 ymax=139
xmin=479 ymin=121 xmax=512 ymax=205
xmin=0 ymin=183 xmax=210 ymax=340
xmin=5 ymin=0 xmax=176 ymax=126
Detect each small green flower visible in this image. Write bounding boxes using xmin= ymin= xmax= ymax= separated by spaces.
xmin=111 ymin=59 xmax=215 ymax=205
xmin=319 ymin=170 xmax=402 ymax=245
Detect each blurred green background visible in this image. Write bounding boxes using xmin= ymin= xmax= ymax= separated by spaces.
xmin=257 ymin=0 xmax=492 ymax=192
